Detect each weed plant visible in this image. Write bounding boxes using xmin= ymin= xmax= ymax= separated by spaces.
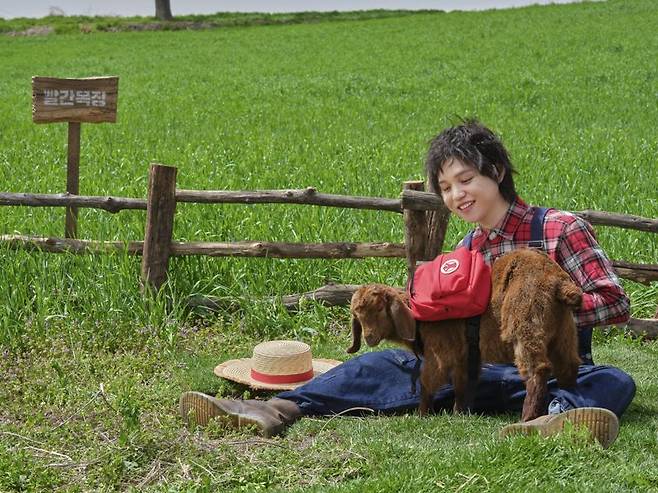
xmin=0 ymin=0 xmax=657 ymax=490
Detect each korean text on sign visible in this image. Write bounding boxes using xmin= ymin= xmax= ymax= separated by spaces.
xmin=44 ymin=89 xmax=107 ymax=107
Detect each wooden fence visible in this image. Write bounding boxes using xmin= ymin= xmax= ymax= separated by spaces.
xmin=1 ymin=163 xmax=656 ymax=335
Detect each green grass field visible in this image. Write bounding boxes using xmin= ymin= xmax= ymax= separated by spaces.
xmin=1 ymin=0 xmax=657 ymax=490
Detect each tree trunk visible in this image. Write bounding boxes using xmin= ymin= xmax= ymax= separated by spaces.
xmin=155 ymin=0 xmax=173 ymax=21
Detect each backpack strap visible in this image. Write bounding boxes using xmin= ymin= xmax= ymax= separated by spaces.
xmin=462 ymin=230 xmax=479 ymax=409
xmin=528 ymin=206 xmax=548 ymax=248
xmin=410 ymin=321 xmax=424 ymax=395
xmin=464 ymin=315 xmax=481 ymax=411
xmin=463 ymin=228 xmax=481 ymax=410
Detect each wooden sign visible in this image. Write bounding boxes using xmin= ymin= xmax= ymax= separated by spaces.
xmin=32 ymin=76 xmax=119 ymax=124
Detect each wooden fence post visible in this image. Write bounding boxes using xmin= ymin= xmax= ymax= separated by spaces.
xmin=424 ymin=171 xmax=451 ymax=259
xmin=141 ymin=163 xmax=177 ymax=293
xmin=403 ymin=181 xmax=428 ymax=281
xmin=65 ymin=122 xmax=81 ymax=238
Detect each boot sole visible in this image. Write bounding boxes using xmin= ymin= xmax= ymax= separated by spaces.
xmin=179 ymin=392 xmax=280 ymax=437
xmin=499 ymin=407 xmax=619 ymax=449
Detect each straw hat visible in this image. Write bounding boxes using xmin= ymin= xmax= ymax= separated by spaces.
xmin=214 ymin=340 xmax=342 ymax=391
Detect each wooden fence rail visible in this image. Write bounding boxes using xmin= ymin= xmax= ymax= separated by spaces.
xmin=401 ymin=190 xmax=658 ymax=233
xmin=1 ymin=234 xmax=654 ymax=284
xmin=3 ymin=189 xmax=656 ymax=232
xmin=0 ymin=235 xmax=405 ymax=259
xmin=175 ymin=188 xmax=402 ymax=212
xmin=0 ymin=163 xmax=656 ymax=334
xmin=0 ymin=192 xmax=146 ymax=212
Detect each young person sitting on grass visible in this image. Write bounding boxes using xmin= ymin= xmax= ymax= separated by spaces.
xmin=180 ymin=119 xmax=635 ymax=448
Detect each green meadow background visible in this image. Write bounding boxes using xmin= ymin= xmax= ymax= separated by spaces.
xmin=1 ymin=0 xmax=657 ymax=490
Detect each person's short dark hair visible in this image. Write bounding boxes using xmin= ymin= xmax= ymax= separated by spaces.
xmin=426 ymin=119 xmax=517 ymax=203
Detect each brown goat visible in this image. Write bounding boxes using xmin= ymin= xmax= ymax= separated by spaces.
xmin=348 ymin=249 xmax=583 ymax=421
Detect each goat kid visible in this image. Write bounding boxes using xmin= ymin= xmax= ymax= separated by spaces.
xmin=348 ymin=249 xmax=583 ymax=421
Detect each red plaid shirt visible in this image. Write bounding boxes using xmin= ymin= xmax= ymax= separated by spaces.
xmin=463 ymin=197 xmax=630 ymax=329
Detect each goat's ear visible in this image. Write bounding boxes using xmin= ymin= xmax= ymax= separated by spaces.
xmin=347 ymin=315 xmax=362 ymax=353
xmin=390 ymin=296 xmax=415 ymax=341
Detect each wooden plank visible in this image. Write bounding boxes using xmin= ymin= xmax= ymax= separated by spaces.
xmin=32 ymin=76 xmax=119 ymax=124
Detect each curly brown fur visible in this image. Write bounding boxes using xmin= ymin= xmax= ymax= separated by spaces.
xmin=349 ymin=249 xmax=582 ymax=421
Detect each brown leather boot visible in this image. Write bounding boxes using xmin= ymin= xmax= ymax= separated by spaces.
xmin=179 ymin=391 xmax=302 ymax=438
xmin=499 ymin=407 xmax=620 ymax=449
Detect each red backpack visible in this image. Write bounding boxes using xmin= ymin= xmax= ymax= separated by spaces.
xmin=407 ymin=246 xmax=491 ymax=322
xmin=406 ymin=207 xmax=548 ymax=322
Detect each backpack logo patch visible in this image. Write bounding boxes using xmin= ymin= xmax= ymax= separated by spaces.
xmin=440 ymin=259 xmax=460 ymax=275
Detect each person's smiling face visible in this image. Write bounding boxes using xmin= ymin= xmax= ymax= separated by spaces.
xmin=437 ymin=157 xmax=511 ymax=230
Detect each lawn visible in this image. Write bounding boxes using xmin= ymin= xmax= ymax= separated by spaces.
xmin=0 ymin=0 xmax=657 ymax=490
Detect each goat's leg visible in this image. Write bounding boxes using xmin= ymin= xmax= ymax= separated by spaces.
xmin=521 ymin=366 xmax=551 ymax=421
xmin=450 ymin=363 xmax=472 ymax=414
xmin=548 ymin=316 xmax=581 ymax=388
xmin=419 ymin=358 xmax=447 ymax=417
xmin=512 ymin=339 xmax=552 ymax=422
xmin=549 ymin=346 xmax=579 ymax=389
xmin=419 ymin=384 xmax=432 ymax=416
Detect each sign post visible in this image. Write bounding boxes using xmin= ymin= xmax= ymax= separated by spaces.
xmin=32 ymin=76 xmax=119 ymax=238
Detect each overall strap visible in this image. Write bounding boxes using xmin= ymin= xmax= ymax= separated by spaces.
xmin=464 ymin=230 xmax=474 ymax=250
xmin=578 ymin=326 xmax=594 ymax=365
xmin=526 ymin=206 xmax=595 ymax=363
xmin=528 ymin=206 xmax=548 ymax=248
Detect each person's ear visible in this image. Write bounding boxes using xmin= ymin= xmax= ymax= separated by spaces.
xmin=495 ymin=164 xmax=505 ymax=184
